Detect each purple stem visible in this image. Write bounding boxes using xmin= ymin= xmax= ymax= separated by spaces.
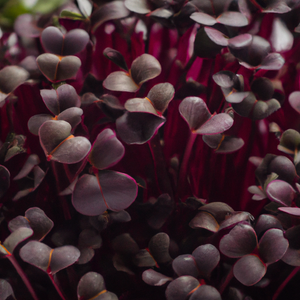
xmin=219 ymin=265 xmax=234 ymax=295
xmin=178 ymin=132 xmax=197 ymax=198
xmin=148 ymin=134 xmax=174 ymax=199
xmin=8 ymin=255 xmax=39 ymax=300
xmin=272 ymin=266 xmax=300 ymax=300
xmin=48 ymin=273 xmax=66 ymax=300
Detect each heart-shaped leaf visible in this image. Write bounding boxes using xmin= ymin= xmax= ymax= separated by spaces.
xmin=289 ymin=91 xmax=300 ymax=114
xmin=125 ymin=98 xmax=158 ymax=114
xmin=9 ymin=207 xmax=53 ymax=241
xmin=72 ymin=171 xmax=137 ymax=216
xmin=39 ymin=120 xmax=91 ymax=163
xmin=255 ymin=214 xmax=282 ymax=237
xmin=89 ymin=129 xmax=125 ymax=170
xmin=103 ymin=71 xmax=139 ymax=92
xmin=278 ymin=207 xmax=300 ymax=216
xmin=36 ymin=54 xmax=81 ymax=82
xmin=219 ymin=224 xmax=257 ymax=258
xmin=217 ymin=11 xmax=248 ymax=27
xmin=41 ymin=84 xmax=80 ymax=115
xmin=124 ymin=0 xmax=152 ymax=14
xmin=20 ymin=241 xmax=80 ymax=274
xmin=41 ymin=26 xmax=89 ymax=56
xmin=233 ymin=255 xmax=266 ymax=286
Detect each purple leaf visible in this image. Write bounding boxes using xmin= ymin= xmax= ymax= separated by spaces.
xmin=265 ymin=180 xmax=295 ymax=206
xmin=9 ymin=207 xmax=53 ymax=241
xmin=39 ymin=120 xmax=91 ymax=164
xmin=190 ymin=12 xmax=216 ymax=26
xmin=112 ymin=233 xmax=139 ymax=255
xmin=142 ymin=269 xmax=172 ymax=286
xmin=0 ymin=279 xmax=15 ymax=300
xmin=57 ymin=107 xmax=83 ymax=129
xmin=41 ymin=84 xmax=80 ymax=116
xmin=258 ymin=229 xmax=288 ymax=264
xmin=226 ymin=92 xmax=250 ymax=103
xmin=78 ymin=229 xmax=102 ymax=249
xmin=289 ymin=91 xmax=300 ymax=114
xmin=255 ymin=214 xmax=282 ymax=237
xmin=133 ymin=249 xmax=157 ymax=267
xmin=219 ymin=212 xmax=253 ymax=230
xmin=41 ymin=27 xmax=89 ymax=56
xmin=216 ymin=136 xmax=244 ymax=153
xmin=149 ymin=232 xmax=172 ymax=264
xmin=219 ymin=224 xmax=257 ymax=258
xmin=77 ymin=272 xmax=106 ymax=300
xmin=189 ymin=211 xmax=220 ymax=232
xmin=103 ymin=47 xmax=128 ymax=71
xmin=14 ymin=154 xmax=40 ymax=180
xmin=36 ymin=54 xmax=81 ymax=82
xmin=217 ymin=11 xmax=248 ymax=27
xmin=116 ymin=111 xmax=165 ymax=144
xmin=89 ymin=129 xmax=125 ymax=170
xmin=0 ymin=165 xmax=10 ymax=198
xmin=124 ymin=0 xmax=152 ymax=14
xmin=72 ymin=171 xmax=137 ymax=216
xmin=192 ymin=244 xmax=220 ymax=277
xmin=195 ymin=113 xmax=233 ymax=135
xmin=204 ymin=27 xmax=228 ymax=47
xmin=131 ymin=54 xmax=161 ymax=85
xmin=41 ymin=26 xmax=64 ymax=55
xmin=91 ymin=1 xmax=130 ymax=32
xmin=14 ymin=14 xmax=42 ymax=37
xmin=165 ymin=276 xmax=200 ymax=300
xmin=199 ymin=202 xmax=234 ymax=221
xmin=270 ymin=18 xmax=293 ymax=52
xmin=259 ymin=53 xmax=285 ymax=70
xmin=103 ymin=71 xmax=139 ymax=92
xmin=0 ymin=66 xmax=29 ymax=96
xmin=28 ymin=114 xmax=53 ymax=135
xmin=125 ymin=98 xmax=158 ymax=115
xmin=19 ymin=241 xmax=53 ymax=272
xmin=282 ymin=247 xmax=300 ymax=266
xmin=233 ymin=255 xmax=266 ymax=286
xmin=189 ymin=285 xmax=222 ymax=300
xmin=278 ymin=207 xmax=300 ymax=216
xmin=50 ymin=245 xmax=80 ymax=274
xmin=172 ymin=254 xmax=199 ymax=277
xmin=78 ymin=248 xmax=95 ymax=264
xmin=147 ymin=82 xmax=175 ymax=114
xmin=179 ymin=97 xmax=211 ymax=131
xmin=2 ymin=228 xmax=33 ymax=255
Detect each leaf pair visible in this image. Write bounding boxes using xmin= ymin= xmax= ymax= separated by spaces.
xmin=72 ymin=129 xmax=137 ymax=216
xmin=172 ymin=244 xmax=220 ymax=279
xmin=28 ymin=84 xmax=82 ymax=135
xmin=20 ymin=241 xmax=80 ymax=275
xmin=179 ymin=97 xmax=233 ymax=135
xmin=103 ymin=49 xmax=161 ymax=92
xmin=39 ymin=120 xmax=91 ymax=164
xmin=8 ymin=207 xmax=53 ymax=241
xmin=220 ymin=224 xmax=289 ymax=286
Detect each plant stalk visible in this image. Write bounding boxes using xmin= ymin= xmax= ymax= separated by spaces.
xmin=8 ymin=255 xmax=39 ymax=300
xmin=178 ymin=132 xmax=197 ymax=198
xmin=48 ymin=273 xmax=66 ymax=300
xmin=272 ymin=266 xmax=300 ymax=300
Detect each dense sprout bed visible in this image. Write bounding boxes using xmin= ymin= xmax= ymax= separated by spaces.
xmin=1 ymin=0 xmax=300 ymax=299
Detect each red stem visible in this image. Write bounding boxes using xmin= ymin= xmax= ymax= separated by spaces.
xmin=272 ymin=266 xmax=300 ymax=300
xmin=48 ymin=273 xmax=66 ymax=300
xmin=8 ymin=255 xmax=39 ymax=300
xmin=219 ymin=265 xmax=234 ymax=295
xmin=178 ymin=132 xmax=197 ymax=199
